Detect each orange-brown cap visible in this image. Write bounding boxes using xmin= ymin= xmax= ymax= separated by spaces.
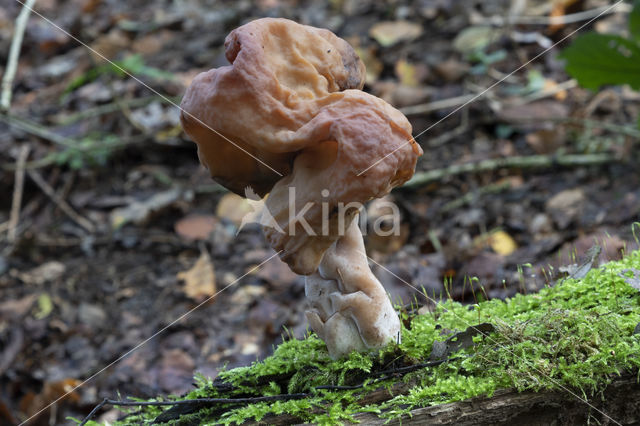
xmin=180 ymin=18 xmax=422 ymax=274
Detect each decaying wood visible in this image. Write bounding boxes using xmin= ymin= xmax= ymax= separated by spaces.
xmin=356 ymin=375 xmax=640 ymax=426
xmin=250 ymin=374 xmax=640 ymax=425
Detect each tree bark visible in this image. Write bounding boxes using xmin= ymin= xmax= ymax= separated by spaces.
xmin=354 ymin=374 xmax=640 ymax=426
xmin=250 ymin=374 xmax=640 ymax=425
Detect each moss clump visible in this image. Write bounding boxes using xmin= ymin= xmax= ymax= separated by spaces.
xmin=106 ymin=249 xmax=640 ymax=425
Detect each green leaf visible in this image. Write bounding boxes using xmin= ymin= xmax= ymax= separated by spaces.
xmin=559 ymin=33 xmax=640 ymax=90
xmin=630 ymin=0 xmax=640 ymax=41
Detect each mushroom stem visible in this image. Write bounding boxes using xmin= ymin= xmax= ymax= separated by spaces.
xmin=305 ymin=217 xmax=401 ymax=359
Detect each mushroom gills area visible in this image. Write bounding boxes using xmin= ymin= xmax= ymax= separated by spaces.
xmin=305 ymin=218 xmax=401 ymax=359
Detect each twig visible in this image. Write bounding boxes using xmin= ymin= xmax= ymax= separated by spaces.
xmin=403 ymin=153 xmax=618 ymax=188
xmin=441 ymin=181 xmax=512 ymax=212
xmin=0 ymin=113 xmax=148 ymax=171
xmin=79 ymin=398 xmax=109 ymax=426
xmin=516 ymin=79 xmax=578 ymax=105
xmin=501 ymin=116 xmax=640 ymax=139
xmin=27 ymin=169 xmax=95 ymax=232
xmin=0 ymin=113 xmax=77 ymax=147
xmin=78 ymin=394 xmax=309 ymax=426
xmin=8 ymin=144 xmax=30 ymax=242
xmin=80 ymin=354 xmax=460 ymax=424
xmin=54 ymin=95 xmax=181 ymax=125
xmin=1 ymin=0 xmax=37 ymax=111
xmin=400 ymin=94 xmax=476 ymax=117
xmin=426 ymin=109 xmax=469 ymax=148
xmin=478 ymin=3 xmax=631 ymax=26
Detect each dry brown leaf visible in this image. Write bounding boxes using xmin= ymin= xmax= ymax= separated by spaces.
xmin=216 ymin=193 xmax=252 ymax=227
xmin=369 ymin=21 xmax=423 ymax=47
xmin=525 ymin=128 xmax=566 ymax=154
xmin=14 ymin=261 xmax=66 ymax=286
xmin=19 ymin=378 xmax=81 ymax=420
xmin=110 ymin=187 xmax=182 ymax=229
xmin=177 ymin=251 xmax=216 ymax=302
xmin=549 ymin=0 xmax=582 ymax=33
xmin=174 ymin=214 xmax=219 ymax=241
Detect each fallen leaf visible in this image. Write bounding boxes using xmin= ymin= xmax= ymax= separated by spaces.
xmin=110 ymin=187 xmax=183 ymax=229
xmin=216 ymin=193 xmax=252 ymax=227
xmin=158 ymin=349 xmax=195 ymax=394
xmin=230 ymin=284 xmax=266 ymax=305
xmin=488 ymin=230 xmax=518 ymax=256
xmin=453 ymin=26 xmax=502 ymax=54
xmin=0 ymin=294 xmax=38 ymax=319
xmin=253 ymin=257 xmax=299 ymax=288
xmin=549 ymin=0 xmax=582 ymax=33
xmin=177 ymin=251 xmax=216 ymax=302
xmin=89 ymin=28 xmax=130 ymax=63
xmin=15 ymin=261 xmax=66 ymax=285
xmin=433 ymin=58 xmax=470 ymax=82
xmin=369 ymin=21 xmax=423 ymax=47
xmin=19 ymin=378 xmax=81 ymax=420
xmin=546 ymin=188 xmax=585 ymax=229
xmin=174 ymin=214 xmax=219 ymax=241
xmin=525 ymin=128 xmax=565 ymax=154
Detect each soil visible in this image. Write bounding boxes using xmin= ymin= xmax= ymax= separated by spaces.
xmin=0 ymin=0 xmax=638 ymax=424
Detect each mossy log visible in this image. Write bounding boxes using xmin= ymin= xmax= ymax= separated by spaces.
xmin=251 ymin=374 xmax=640 ymax=425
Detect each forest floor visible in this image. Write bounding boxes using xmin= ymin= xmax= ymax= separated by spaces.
xmin=0 ymin=0 xmax=639 ymax=424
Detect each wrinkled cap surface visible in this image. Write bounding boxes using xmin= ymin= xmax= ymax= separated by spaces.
xmin=180 ymin=18 xmax=422 ymax=274
xmin=180 ymin=17 xmax=366 ymax=196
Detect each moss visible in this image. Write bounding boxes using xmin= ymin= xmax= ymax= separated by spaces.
xmin=108 ymin=249 xmax=640 ymax=425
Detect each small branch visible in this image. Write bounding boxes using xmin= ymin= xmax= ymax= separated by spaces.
xmin=477 ymin=3 xmax=631 ymax=26
xmin=8 ymin=144 xmax=30 ymax=242
xmin=27 ymin=169 xmax=95 ymax=232
xmin=404 ymin=153 xmax=618 ymax=188
xmin=501 ymin=116 xmax=640 ymax=139
xmin=516 ymin=79 xmax=578 ymax=105
xmin=1 ymin=0 xmax=37 ymax=111
xmin=400 ymin=94 xmax=476 ymax=117
xmin=0 ymin=113 xmax=77 ymax=147
xmin=54 ymin=95 xmax=181 ymax=125
xmin=79 ymin=394 xmax=309 ymax=426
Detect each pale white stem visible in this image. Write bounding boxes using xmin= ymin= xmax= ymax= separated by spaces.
xmin=305 ymin=218 xmax=400 ymax=358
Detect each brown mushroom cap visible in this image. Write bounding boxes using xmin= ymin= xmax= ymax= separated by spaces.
xmin=180 ymin=18 xmax=422 ymax=274
xmin=180 ymin=18 xmax=366 ymax=196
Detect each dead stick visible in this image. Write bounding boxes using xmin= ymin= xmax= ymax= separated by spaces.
xmin=400 ymin=94 xmax=476 ymax=117
xmin=1 ymin=0 xmax=37 ymax=111
xmin=8 ymin=144 xmax=30 ymax=242
xmin=478 ymin=2 xmax=631 ymax=26
xmin=78 ymin=394 xmax=309 ymax=426
xmin=27 ymin=169 xmax=95 ymax=232
xmin=403 ymin=153 xmax=618 ymax=188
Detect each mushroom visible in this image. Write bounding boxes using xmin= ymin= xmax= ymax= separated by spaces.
xmin=181 ymin=18 xmax=423 ymax=358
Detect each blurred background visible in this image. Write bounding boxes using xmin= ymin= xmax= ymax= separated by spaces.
xmin=0 ymin=0 xmax=639 ymax=423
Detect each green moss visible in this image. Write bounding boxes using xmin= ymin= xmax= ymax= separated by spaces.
xmin=110 ymin=249 xmax=640 ymax=425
